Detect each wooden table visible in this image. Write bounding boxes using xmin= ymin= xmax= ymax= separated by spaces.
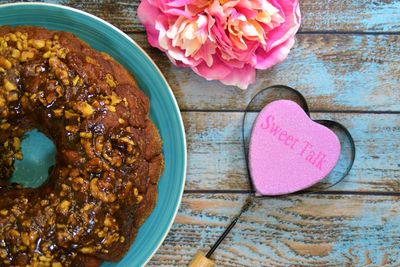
xmin=3 ymin=1 xmax=400 ymax=266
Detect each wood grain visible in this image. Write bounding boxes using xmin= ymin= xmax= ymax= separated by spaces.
xmin=148 ymin=193 xmax=400 ymax=266
xmin=183 ymin=112 xmax=400 ymax=192
xmin=0 ymin=1 xmax=398 ymax=266
xmin=128 ymin=33 xmax=400 ymax=112
xmin=300 ymin=1 xmax=400 ymax=33
xmin=3 ymin=0 xmax=398 ymax=33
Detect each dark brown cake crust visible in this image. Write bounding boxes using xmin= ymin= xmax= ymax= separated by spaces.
xmin=0 ymin=26 xmax=164 ymax=266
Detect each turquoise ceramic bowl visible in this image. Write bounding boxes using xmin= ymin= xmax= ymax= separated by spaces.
xmin=0 ymin=3 xmax=186 ymax=266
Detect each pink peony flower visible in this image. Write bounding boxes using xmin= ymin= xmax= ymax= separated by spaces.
xmin=138 ymin=0 xmax=301 ymax=89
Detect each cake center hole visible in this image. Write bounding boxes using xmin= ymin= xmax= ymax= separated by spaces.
xmin=10 ymin=129 xmax=56 ymax=188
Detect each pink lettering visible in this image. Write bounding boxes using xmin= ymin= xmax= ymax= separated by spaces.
xmin=315 ymin=153 xmax=327 ymax=170
xmin=300 ymin=141 xmax=312 ymax=156
xmin=269 ymin=124 xmax=282 ymax=136
xmin=261 ymin=115 xmax=273 ymax=130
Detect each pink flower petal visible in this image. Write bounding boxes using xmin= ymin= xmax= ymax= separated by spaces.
xmin=267 ymin=0 xmax=301 ymax=50
xmin=255 ymin=36 xmax=295 ymax=69
xmin=138 ymin=0 xmax=301 ymax=89
xmin=220 ymin=63 xmax=256 ymax=89
xmin=192 ymin=56 xmax=232 ymax=80
xmin=193 ymin=40 xmax=216 ymax=67
xmin=138 ymin=0 xmax=163 ymax=49
xmin=167 ymin=0 xmax=190 ymax=7
xmin=164 ymin=7 xmax=192 ymax=17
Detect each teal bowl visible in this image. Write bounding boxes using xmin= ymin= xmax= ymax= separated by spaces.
xmin=0 ymin=3 xmax=186 ymax=266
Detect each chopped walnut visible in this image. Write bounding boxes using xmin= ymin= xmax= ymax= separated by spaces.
xmin=74 ymin=101 xmax=94 ymax=117
xmin=53 ymin=109 xmax=63 ymax=117
xmin=13 ymin=137 xmax=21 ymax=150
xmin=11 ymin=49 xmax=20 ymax=58
xmin=90 ymin=178 xmax=116 ymax=203
xmin=95 ymin=136 xmax=104 ymax=153
xmin=7 ymin=91 xmax=18 ymax=102
xmin=107 ymin=105 xmax=116 ymax=112
xmin=42 ymin=50 xmax=53 ymax=59
xmin=0 ymin=56 xmax=12 ymax=69
xmin=20 ymin=51 xmax=35 ymax=62
xmin=105 ymin=73 xmax=117 ymax=88
xmin=0 ymin=209 xmax=8 ymax=216
xmin=0 ymin=122 xmax=10 ymax=130
xmin=65 ymin=125 xmax=79 ymax=133
xmin=72 ymin=75 xmax=80 ymax=86
xmin=4 ymin=78 xmax=17 ymax=91
xmin=80 ymin=132 xmax=93 ymax=139
xmin=81 ymin=138 xmax=95 ymax=158
xmin=110 ymin=92 xmax=122 ymax=105
xmin=65 ymin=110 xmax=79 ymax=119
xmin=85 ymin=56 xmax=99 ymax=65
xmin=71 ymin=177 xmax=86 ymax=191
xmin=57 ymin=200 xmax=71 ymax=215
xmin=8 ymin=229 xmax=20 ymax=238
xmin=32 ymin=39 xmax=45 ymax=49
xmin=80 ymin=247 xmax=95 ymax=254
xmin=21 ymin=232 xmax=30 ymax=246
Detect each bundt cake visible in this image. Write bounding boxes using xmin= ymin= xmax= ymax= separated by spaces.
xmin=0 ymin=26 xmax=164 ymax=266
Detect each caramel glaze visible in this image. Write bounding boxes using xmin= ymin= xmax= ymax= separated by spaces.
xmin=0 ymin=26 xmax=164 ymax=266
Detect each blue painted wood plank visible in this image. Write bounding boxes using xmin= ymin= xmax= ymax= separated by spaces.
xmin=1 ymin=0 xmax=399 ymax=32
xmin=149 ymin=193 xmax=400 ymax=266
xmin=183 ymin=112 xmax=400 ymax=192
xmin=129 ymin=33 xmax=400 ymax=112
xmin=301 ymin=0 xmax=400 ymax=33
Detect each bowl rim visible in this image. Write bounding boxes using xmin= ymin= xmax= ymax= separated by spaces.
xmin=0 ymin=2 xmax=187 ymax=266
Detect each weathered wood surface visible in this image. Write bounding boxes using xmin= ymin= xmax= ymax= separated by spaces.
xmin=148 ymin=193 xmax=400 ymax=266
xmin=183 ymin=112 xmax=400 ymax=192
xmin=1 ymin=1 xmax=399 ymax=266
xmin=129 ymin=33 xmax=400 ymax=112
xmin=2 ymin=0 xmax=399 ymax=33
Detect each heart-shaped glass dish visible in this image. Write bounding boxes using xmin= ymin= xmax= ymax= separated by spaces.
xmin=0 ymin=3 xmax=186 ymax=266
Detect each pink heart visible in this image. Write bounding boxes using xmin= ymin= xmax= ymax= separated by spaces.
xmin=249 ymin=100 xmax=341 ymax=196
